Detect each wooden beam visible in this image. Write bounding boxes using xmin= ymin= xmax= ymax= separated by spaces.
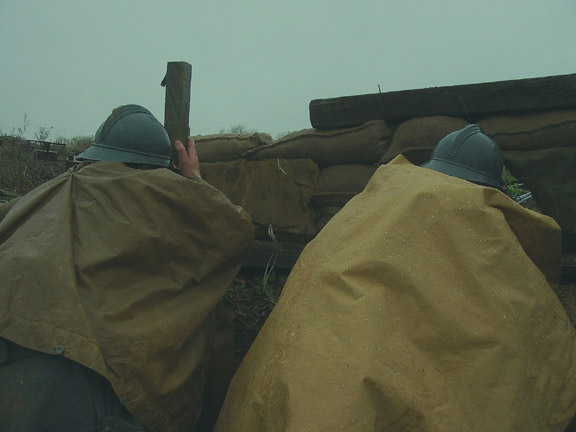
xmin=563 ymin=253 xmax=576 ymax=281
xmin=162 ymin=62 xmax=192 ymax=165
xmin=309 ymin=73 xmax=576 ymax=130
xmin=243 ymin=240 xmax=306 ymax=269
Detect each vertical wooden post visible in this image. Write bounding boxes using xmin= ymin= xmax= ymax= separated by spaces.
xmin=162 ymin=61 xmax=192 ymax=166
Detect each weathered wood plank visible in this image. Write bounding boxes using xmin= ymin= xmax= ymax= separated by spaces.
xmin=162 ymin=61 xmax=192 ymax=166
xmin=309 ymin=73 xmax=576 ymax=130
xmin=563 ymin=253 xmax=576 ymax=281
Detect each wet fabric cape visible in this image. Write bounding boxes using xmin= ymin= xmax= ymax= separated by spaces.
xmin=0 ymin=162 xmax=254 ymax=432
xmin=215 ymin=155 xmax=576 ymax=432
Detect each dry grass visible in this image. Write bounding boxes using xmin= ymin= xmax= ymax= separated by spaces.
xmin=0 ymin=137 xmax=67 ymax=199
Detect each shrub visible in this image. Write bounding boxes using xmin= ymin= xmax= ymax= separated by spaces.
xmin=0 ymin=137 xmax=66 ymax=199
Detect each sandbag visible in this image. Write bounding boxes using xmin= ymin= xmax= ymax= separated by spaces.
xmin=244 ymin=120 xmax=391 ymax=167
xmin=479 ymin=110 xmax=576 ymax=151
xmin=380 ymin=116 xmax=469 ymax=164
xmin=503 ymin=147 xmax=576 ymax=233
xmin=215 ymin=156 xmax=576 ymax=432
xmin=315 ymin=205 xmax=342 ymax=231
xmin=311 ymin=164 xmax=377 ymax=207
xmin=0 ymin=162 xmax=254 ymax=432
xmin=201 ymin=158 xmax=319 ymax=241
xmin=193 ymin=132 xmax=272 ymax=162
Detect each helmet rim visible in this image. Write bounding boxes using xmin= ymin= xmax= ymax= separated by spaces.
xmin=422 ymin=157 xmax=503 ymax=189
xmin=78 ymin=143 xmax=171 ymax=167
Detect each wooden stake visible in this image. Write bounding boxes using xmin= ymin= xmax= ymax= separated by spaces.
xmin=162 ymin=62 xmax=192 ymax=166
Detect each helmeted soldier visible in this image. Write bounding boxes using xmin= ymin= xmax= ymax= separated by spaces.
xmin=79 ymin=105 xmax=172 ymax=168
xmin=0 ymin=105 xmax=254 ymax=432
xmin=78 ymin=104 xmax=199 ymax=177
xmin=213 ymin=124 xmax=576 ymax=432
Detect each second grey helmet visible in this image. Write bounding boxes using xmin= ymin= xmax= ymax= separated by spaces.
xmin=421 ymin=124 xmax=503 ymax=189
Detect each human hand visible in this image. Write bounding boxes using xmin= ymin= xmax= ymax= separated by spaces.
xmin=175 ymin=138 xmax=201 ymax=179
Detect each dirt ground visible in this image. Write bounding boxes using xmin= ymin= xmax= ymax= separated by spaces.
xmin=557 ymin=281 xmax=576 ymax=328
xmin=222 ymin=267 xmax=290 ymax=371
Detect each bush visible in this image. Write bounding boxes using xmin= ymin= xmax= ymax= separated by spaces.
xmin=61 ymin=135 xmax=94 ymax=155
xmin=0 ymin=137 xmax=67 ymax=199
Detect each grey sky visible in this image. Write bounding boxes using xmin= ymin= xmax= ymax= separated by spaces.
xmin=1 ymin=0 xmax=575 ymax=141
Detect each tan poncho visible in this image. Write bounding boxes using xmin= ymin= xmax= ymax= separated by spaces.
xmin=215 ymin=156 xmax=576 ymax=432
xmin=0 ymin=162 xmax=254 ymax=432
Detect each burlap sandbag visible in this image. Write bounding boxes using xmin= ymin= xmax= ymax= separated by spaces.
xmin=315 ymin=205 xmax=342 ymax=231
xmin=201 ymin=158 xmax=319 ymax=241
xmin=503 ymin=147 xmax=576 ymax=233
xmin=380 ymin=116 xmax=469 ymax=164
xmin=479 ymin=110 xmax=576 ymax=151
xmin=0 ymin=162 xmax=254 ymax=432
xmin=215 ymin=156 xmax=576 ymax=432
xmin=311 ymin=164 xmax=377 ymax=207
xmin=193 ymin=132 xmax=272 ymax=162
xmin=244 ymin=120 xmax=391 ymax=167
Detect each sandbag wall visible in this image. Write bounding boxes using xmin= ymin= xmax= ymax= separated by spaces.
xmin=195 ymin=110 xmax=576 ymax=251
xmin=195 ymin=122 xmax=388 ymax=245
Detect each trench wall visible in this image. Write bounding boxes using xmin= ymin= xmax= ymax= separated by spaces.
xmin=196 ymin=110 xmax=576 ymax=248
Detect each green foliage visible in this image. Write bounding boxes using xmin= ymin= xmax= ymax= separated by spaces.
xmin=60 ymin=135 xmax=94 ymax=154
xmin=2 ymin=114 xmax=93 ymax=155
xmin=262 ymin=271 xmax=281 ymax=303
xmin=223 ymin=268 xmax=285 ymax=305
xmin=224 ymin=279 xmax=247 ymax=302
xmin=255 ymin=269 xmax=276 ymax=298
xmin=225 ymin=271 xmax=274 ymax=302
xmin=219 ymin=124 xmax=255 ymax=134
xmin=0 ymin=116 xmax=96 ymax=199
xmin=218 ymin=125 xmax=293 ymax=140
xmin=0 ymin=137 xmax=67 ymax=197
xmin=501 ymin=168 xmax=523 ymax=199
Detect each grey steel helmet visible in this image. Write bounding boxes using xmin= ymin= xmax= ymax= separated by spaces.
xmin=79 ymin=105 xmax=171 ymax=167
xmin=421 ymin=124 xmax=503 ymax=189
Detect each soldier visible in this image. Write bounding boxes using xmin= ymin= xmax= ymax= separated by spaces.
xmin=215 ymin=125 xmax=576 ymax=432
xmin=76 ymin=104 xmax=200 ymax=178
xmin=0 ymin=105 xmax=254 ymax=432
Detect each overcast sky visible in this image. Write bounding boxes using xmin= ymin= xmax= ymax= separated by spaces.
xmin=1 ymin=0 xmax=575 ymax=141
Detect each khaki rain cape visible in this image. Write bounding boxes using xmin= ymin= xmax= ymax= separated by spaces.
xmin=215 ymin=155 xmax=576 ymax=432
xmin=0 ymin=162 xmax=254 ymax=432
